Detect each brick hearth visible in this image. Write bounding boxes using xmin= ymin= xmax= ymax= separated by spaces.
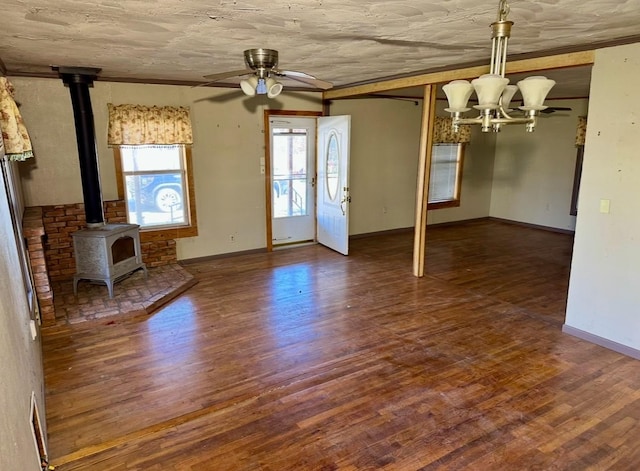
xmin=51 ymin=263 xmax=197 ymax=325
xmin=23 ymin=200 xmax=189 ymax=325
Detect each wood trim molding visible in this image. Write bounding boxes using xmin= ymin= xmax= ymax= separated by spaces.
xmin=264 ymin=110 xmax=274 ymax=252
xmin=113 ymin=146 xmax=198 ymax=239
xmin=427 ymin=143 xmax=466 ymax=211
xmin=324 ymin=51 xmax=595 ymax=100
xmin=263 ymin=110 xmax=323 ymax=252
xmin=113 ymin=147 xmax=125 ymax=199
xmin=413 ymin=85 xmax=437 ymax=278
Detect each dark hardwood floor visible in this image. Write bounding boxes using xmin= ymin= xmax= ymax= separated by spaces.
xmin=42 ymin=220 xmax=640 ymax=470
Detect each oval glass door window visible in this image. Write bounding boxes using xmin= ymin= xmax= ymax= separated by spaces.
xmin=326 ymin=131 xmax=340 ymax=201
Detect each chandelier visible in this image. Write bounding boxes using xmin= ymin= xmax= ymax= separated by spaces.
xmin=443 ymin=0 xmax=555 ymax=133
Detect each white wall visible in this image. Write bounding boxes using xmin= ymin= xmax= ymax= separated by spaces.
xmin=12 ymin=78 xmax=322 ymax=259
xmin=565 ymin=43 xmax=640 ymax=352
xmin=0 ymin=159 xmax=46 ymax=469
xmin=489 ymin=98 xmax=589 ymax=231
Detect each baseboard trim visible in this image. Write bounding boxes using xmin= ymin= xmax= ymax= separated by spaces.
xmin=489 ymin=217 xmax=575 ymax=235
xmin=180 ymin=247 xmax=267 ymax=265
xmin=349 ymin=227 xmax=414 ymax=240
xmin=562 ymin=324 xmax=640 ymax=360
xmin=426 ymin=217 xmax=490 ymax=228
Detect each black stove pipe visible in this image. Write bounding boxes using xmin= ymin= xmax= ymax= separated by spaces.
xmin=57 ymin=67 xmax=104 ymax=227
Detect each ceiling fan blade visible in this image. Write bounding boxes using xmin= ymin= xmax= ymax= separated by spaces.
xmin=277 ymin=69 xmax=317 ymax=80
xmin=203 ymin=69 xmax=253 ymax=81
xmin=277 ymin=72 xmax=333 ymax=90
xmin=540 ymin=106 xmax=573 ymax=114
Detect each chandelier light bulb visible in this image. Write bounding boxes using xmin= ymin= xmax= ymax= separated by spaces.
xmin=443 ymin=80 xmax=474 ymax=112
xmin=501 ymin=85 xmax=519 ymax=111
xmin=472 ymin=74 xmax=510 ymax=109
xmin=517 ymin=76 xmax=556 ymax=110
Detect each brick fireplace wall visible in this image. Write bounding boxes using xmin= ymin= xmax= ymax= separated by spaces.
xmin=39 ymin=200 xmax=177 ymax=282
xmin=22 ymin=207 xmax=56 ymax=325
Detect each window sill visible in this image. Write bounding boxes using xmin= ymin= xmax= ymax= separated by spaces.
xmin=428 ymin=200 xmax=461 ymax=210
xmin=140 ymin=225 xmax=198 ymax=243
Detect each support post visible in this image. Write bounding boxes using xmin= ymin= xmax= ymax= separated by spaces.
xmin=413 ymin=84 xmax=437 ymax=277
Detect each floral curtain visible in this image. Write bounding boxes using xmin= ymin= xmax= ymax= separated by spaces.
xmin=433 ymin=116 xmax=471 ymax=144
xmin=0 ymin=77 xmax=34 ymax=161
xmin=107 ymin=104 xmax=193 ymax=146
xmin=575 ymin=116 xmax=587 ymax=147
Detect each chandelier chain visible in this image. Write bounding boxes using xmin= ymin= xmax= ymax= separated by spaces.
xmin=498 ymin=0 xmax=510 ymax=21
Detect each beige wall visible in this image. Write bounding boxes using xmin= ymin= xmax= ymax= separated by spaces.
xmin=13 ymin=76 xmax=588 ymax=263
xmin=330 ymin=98 xmax=423 ymax=234
xmin=12 ymin=78 xmax=322 ymax=259
xmin=429 ymin=100 xmax=497 ymax=225
xmin=0 ymin=160 xmax=46 ymax=469
xmin=489 ymin=98 xmax=589 ymax=230
xmin=565 ymin=43 xmax=640 ymax=352
xmin=330 ymin=97 xmax=498 ymax=233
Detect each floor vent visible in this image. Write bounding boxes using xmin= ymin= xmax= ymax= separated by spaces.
xmin=30 ymin=392 xmax=50 ymax=470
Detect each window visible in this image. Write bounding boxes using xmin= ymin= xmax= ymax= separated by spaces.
xmin=114 ymin=145 xmax=196 ymax=234
xmin=428 ymin=143 xmax=465 ymax=209
xmin=272 ymin=127 xmax=310 ymax=218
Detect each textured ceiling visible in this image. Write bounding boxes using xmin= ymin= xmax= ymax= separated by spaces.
xmin=1 ymin=0 xmax=638 ymax=91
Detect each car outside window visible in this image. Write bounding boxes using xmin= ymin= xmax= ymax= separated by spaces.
xmin=119 ymin=145 xmax=190 ymax=229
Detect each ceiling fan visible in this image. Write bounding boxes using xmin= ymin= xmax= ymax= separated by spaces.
xmin=202 ymin=49 xmax=333 ymax=98
xmin=539 ymin=106 xmax=572 ymax=114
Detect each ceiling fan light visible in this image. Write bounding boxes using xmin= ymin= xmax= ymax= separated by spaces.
xmin=240 ymin=76 xmax=259 ymax=96
xmin=517 ymin=76 xmax=556 ymax=110
xmin=266 ymin=78 xmax=283 ymax=98
xmin=442 ymin=80 xmax=473 ymax=112
xmin=472 ymin=74 xmax=509 ymax=109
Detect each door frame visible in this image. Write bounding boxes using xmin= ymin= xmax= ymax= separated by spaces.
xmin=264 ymin=110 xmax=322 ymax=252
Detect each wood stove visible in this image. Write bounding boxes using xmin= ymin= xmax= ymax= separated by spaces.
xmin=72 ymin=223 xmax=147 ymax=298
xmin=57 ymin=67 xmax=148 ymax=299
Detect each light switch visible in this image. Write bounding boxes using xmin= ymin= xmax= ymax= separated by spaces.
xmin=599 ymin=199 xmax=610 ymax=214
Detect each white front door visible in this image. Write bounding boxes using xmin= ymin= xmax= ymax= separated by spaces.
xmin=269 ymin=117 xmax=316 ymax=246
xmin=317 ymin=115 xmax=351 ymax=255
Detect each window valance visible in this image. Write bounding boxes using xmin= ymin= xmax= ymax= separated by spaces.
xmin=107 ymin=104 xmax=193 ymax=146
xmin=575 ymin=116 xmax=587 ymax=147
xmin=0 ymin=77 xmax=34 ymax=161
xmin=433 ymin=116 xmax=471 ymax=144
